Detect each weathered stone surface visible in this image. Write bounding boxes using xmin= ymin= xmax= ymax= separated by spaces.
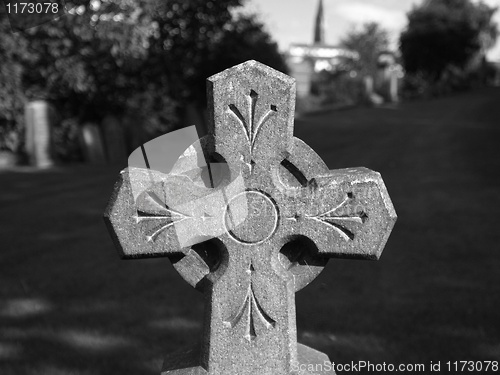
xmin=104 ymin=60 xmax=397 ymax=375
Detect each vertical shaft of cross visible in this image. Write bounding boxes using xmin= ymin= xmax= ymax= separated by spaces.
xmin=199 ymin=243 xmax=298 ymax=375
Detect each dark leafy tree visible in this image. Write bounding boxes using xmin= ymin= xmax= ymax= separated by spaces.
xmin=195 ymin=13 xmax=289 ymax=107
xmin=0 ymin=0 xmax=288 ymax=154
xmin=0 ymin=7 xmax=31 ymax=151
xmin=19 ymin=0 xmax=157 ymax=121
xmin=210 ymin=14 xmax=288 ymax=74
xmin=400 ymin=0 xmax=498 ymax=81
xmin=340 ymin=22 xmax=390 ymax=78
xmin=146 ymin=0 xmax=244 ymax=106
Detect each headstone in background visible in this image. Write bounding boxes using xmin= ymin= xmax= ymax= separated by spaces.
xmin=24 ymin=100 xmax=54 ymax=168
xmin=389 ymin=69 xmax=400 ymax=103
xmin=104 ymin=61 xmax=397 ymax=375
xmin=0 ymin=150 xmax=19 ymax=168
xmin=375 ymin=52 xmax=401 ymax=104
xmin=79 ymin=123 xmax=106 ymax=164
xmin=287 ymin=57 xmax=314 ymax=98
xmin=376 ymin=67 xmax=400 ymax=104
xmin=493 ymin=62 xmax=500 ymax=87
xmin=364 ymin=76 xmax=384 ymax=105
xmin=364 ymin=75 xmax=374 ymax=97
xmin=102 ymin=115 xmax=127 ymax=164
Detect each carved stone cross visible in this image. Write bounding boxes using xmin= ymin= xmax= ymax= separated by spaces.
xmin=104 ymin=61 xmax=396 ymax=375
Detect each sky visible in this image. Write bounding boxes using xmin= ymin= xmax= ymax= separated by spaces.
xmin=240 ymin=0 xmax=500 ymax=62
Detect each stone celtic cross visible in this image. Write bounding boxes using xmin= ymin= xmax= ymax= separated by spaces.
xmin=104 ymin=61 xmax=396 ymax=375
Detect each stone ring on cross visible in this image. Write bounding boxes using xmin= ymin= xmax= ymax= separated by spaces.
xmin=104 ymin=61 xmax=397 ymax=375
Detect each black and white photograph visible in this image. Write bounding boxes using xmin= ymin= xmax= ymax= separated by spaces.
xmin=1 ymin=0 xmax=499 ymax=374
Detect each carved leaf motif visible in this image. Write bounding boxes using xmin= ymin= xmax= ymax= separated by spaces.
xmin=306 ymin=193 xmax=368 ymax=241
xmin=223 ymin=281 xmax=276 ymax=342
xmin=227 ymin=90 xmax=278 ymax=158
xmin=134 ymin=191 xmax=191 ymax=243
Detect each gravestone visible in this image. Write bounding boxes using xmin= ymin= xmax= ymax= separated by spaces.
xmin=375 ymin=52 xmax=400 ymax=104
xmin=104 ymin=61 xmax=397 ymax=375
xmin=24 ymin=100 xmax=54 ymax=167
xmin=79 ymin=123 xmax=106 ymax=164
xmin=102 ymin=115 xmax=127 ymax=164
xmin=363 ymin=76 xmax=383 ymax=106
xmin=389 ymin=69 xmax=400 ymax=103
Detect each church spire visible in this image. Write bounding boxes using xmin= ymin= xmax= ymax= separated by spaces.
xmin=314 ymin=0 xmax=325 ymax=44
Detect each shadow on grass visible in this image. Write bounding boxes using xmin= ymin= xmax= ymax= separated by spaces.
xmin=0 ymin=167 xmax=205 ymax=375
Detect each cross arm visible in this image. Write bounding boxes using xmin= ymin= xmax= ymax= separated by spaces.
xmin=104 ymin=167 xmax=237 ymax=259
xmin=289 ymin=167 xmax=397 ymax=260
xmin=104 ymin=168 xmax=182 ymax=258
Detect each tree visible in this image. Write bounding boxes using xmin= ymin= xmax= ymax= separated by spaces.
xmin=1 ymin=0 xmax=243 ymax=132
xmin=0 ymin=0 xmax=288 ymax=156
xmin=145 ymin=0 xmax=244 ymax=106
xmin=0 ymin=7 xmax=31 ymax=151
xmin=400 ymin=0 xmax=498 ymax=81
xmin=340 ymin=22 xmax=390 ymax=78
xmin=194 ymin=13 xmax=289 ymax=107
xmin=210 ymin=14 xmax=288 ymax=74
xmin=19 ymin=0 xmax=158 ymax=121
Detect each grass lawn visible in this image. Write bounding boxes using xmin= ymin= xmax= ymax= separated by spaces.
xmin=1 ymin=88 xmax=500 ymax=374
